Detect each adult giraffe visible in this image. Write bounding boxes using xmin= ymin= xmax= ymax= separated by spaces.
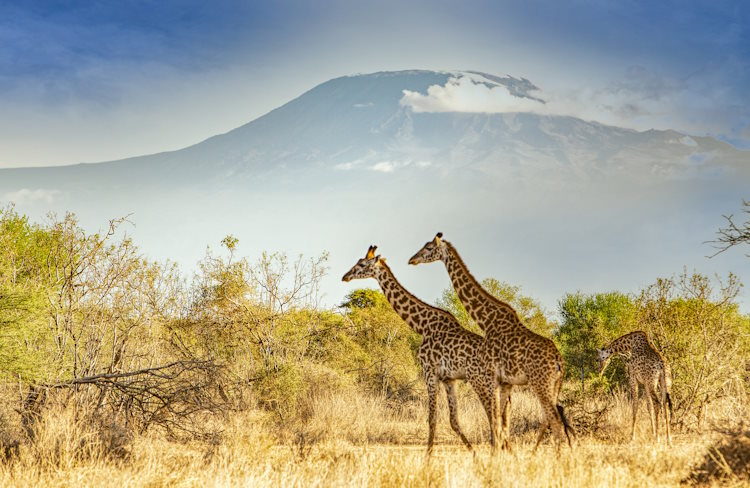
xmin=343 ymin=245 xmax=500 ymax=454
xmin=409 ymin=233 xmax=574 ymax=449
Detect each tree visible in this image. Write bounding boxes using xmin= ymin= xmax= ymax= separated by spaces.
xmin=556 ymin=291 xmax=636 ymax=385
xmin=636 ymin=270 xmax=750 ymax=429
xmin=711 ymin=199 xmax=750 ymax=256
xmin=0 ymin=206 xmax=56 ymax=382
xmin=341 ymin=288 xmax=388 ymax=310
xmin=341 ymin=288 xmax=422 ymax=400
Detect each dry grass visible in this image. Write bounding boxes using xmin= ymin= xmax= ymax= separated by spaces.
xmin=0 ymin=387 xmax=746 ymax=487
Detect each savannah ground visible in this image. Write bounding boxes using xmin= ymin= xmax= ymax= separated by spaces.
xmin=1 ymin=387 xmax=746 ymax=487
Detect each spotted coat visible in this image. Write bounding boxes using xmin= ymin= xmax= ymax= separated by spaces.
xmin=409 ymin=234 xmax=574 ymax=449
xmin=343 ymin=246 xmax=500 ymax=454
xmin=597 ymin=330 xmax=672 ymax=445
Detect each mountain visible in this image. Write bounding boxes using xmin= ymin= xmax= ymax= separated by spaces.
xmin=2 ymin=70 xmax=748 ymax=310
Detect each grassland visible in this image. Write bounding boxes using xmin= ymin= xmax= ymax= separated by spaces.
xmin=1 ymin=387 xmax=746 ymax=487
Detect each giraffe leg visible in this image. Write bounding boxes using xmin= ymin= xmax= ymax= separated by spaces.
xmin=533 ymin=420 xmax=549 ymax=452
xmin=532 ymin=383 xmax=566 ymax=451
xmin=425 ymin=374 xmax=438 ymax=456
xmin=497 ymin=383 xmax=513 ymax=450
xmin=443 ymin=380 xmax=472 ymax=451
xmin=629 ymin=376 xmax=639 ymax=442
xmin=645 ymin=386 xmax=657 ymax=439
xmin=472 ymin=377 xmax=499 ymax=453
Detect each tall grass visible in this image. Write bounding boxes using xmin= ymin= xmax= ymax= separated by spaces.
xmin=1 ymin=386 xmax=745 ymax=487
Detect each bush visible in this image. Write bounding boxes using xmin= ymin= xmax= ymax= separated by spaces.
xmin=686 ymin=424 xmax=750 ymax=485
xmin=556 ymin=291 xmax=637 ymax=385
xmin=637 ymin=271 xmax=750 ymax=430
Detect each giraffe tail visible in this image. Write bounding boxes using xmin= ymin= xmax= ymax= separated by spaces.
xmin=660 ymin=366 xmax=673 ymax=415
xmin=557 ymin=404 xmax=576 ymax=444
xmin=666 ymin=392 xmax=673 ymax=415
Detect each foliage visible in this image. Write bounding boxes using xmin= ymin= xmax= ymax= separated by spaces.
xmin=341 ymin=289 xmax=422 ymax=400
xmin=556 ymin=291 xmax=637 ymax=385
xmin=2 ymin=206 xmax=749 ymax=450
xmin=635 ymin=270 xmax=750 ymax=429
xmin=0 ymin=206 xmax=55 ymax=381
xmin=340 ymin=288 xmax=388 ymax=309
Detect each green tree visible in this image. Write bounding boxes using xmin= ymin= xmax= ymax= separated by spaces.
xmin=341 ymin=288 xmax=422 ymax=400
xmin=340 ymin=288 xmax=388 ymax=309
xmin=636 ymin=270 xmax=750 ymax=428
xmin=556 ymin=291 xmax=636 ymax=386
xmin=0 ymin=206 xmax=56 ymax=381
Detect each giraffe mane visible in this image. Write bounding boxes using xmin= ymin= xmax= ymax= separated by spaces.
xmin=443 ymin=240 xmax=520 ymax=320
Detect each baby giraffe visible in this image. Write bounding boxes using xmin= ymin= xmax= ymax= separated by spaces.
xmin=342 ymin=246 xmax=500 ymax=455
xmin=597 ymin=331 xmax=672 ymax=445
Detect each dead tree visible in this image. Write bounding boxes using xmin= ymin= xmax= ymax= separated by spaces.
xmin=20 ymin=359 xmax=230 ymax=441
xmin=710 ymin=199 xmax=750 ymax=257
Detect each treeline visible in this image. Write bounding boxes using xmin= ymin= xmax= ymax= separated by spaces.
xmin=1 ymin=207 xmax=748 ymax=442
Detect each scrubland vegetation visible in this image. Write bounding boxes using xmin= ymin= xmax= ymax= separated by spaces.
xmin=1 ymin=205 xmax=749 ymax=487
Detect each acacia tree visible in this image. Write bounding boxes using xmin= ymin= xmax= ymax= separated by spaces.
xmin=177 ymin=237 xmax=331 ymax=420
xmin=636 ymin=270 xmax=750 ymax=430
xmin=0 ymin=206 xmax=55 ymax=382
xmin=711 ymin=199 xmax=750 ymax=256
xmin=556 ymin=292 xmax=636 ymax=387
xmin=1 ymin=210 xmax=228 ymax=439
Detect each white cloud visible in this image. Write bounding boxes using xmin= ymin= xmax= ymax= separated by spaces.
xmin=398 ymin=69 xmax=746 ymax=140
xmin=371 ymin=161 xmax=395 ymax=173
xmin=415 ymin=160 xmax=432 ymax=168
xmin=401 ymin=75 xmax=545 ymax=113
xmin=3 ymin=188 xmax=60 ymax=204
xmin=335 ymin=162 xmax=355 ymax=170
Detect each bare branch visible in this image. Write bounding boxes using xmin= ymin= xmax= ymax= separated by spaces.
xmin=707 ymin=199 xmax=750 ymax=257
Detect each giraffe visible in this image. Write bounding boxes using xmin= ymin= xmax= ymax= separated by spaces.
xmin=409 ymin=233 xmax=574 ymax=449
xmin=342 ymin=245 xmax=500 ymax=454
xmin=597 ymin=330 xmax=672 ymax=445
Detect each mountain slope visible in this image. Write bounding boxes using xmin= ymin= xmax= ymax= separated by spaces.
xmin=1 ymin=70 xmax=748 ymax=311
xmin=2 ymin=70 xmax=747 ymax=191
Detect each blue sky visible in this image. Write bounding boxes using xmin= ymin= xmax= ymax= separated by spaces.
xmin=1 ymin=0 xmax=748 ymax=167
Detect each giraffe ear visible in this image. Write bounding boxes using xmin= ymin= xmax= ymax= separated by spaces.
xmin=376 ymin=255 xmax=384 ymax=262
xmin=366 ymin=246 xmax=377 ymax=259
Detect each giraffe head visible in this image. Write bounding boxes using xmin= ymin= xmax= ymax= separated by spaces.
xmin=596 ymin=347 xmax=613 ymax=373
xmin=408 ymin=232 xmax=447 ymax=265
xmin=342 ymin=245 xmax=383 ymax=282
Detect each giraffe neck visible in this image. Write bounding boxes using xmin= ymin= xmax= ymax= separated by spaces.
xmin=374 ymin=262 xmax=433 ymax=336
xmin=442 ymin=241 xmax=518 ymax=334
